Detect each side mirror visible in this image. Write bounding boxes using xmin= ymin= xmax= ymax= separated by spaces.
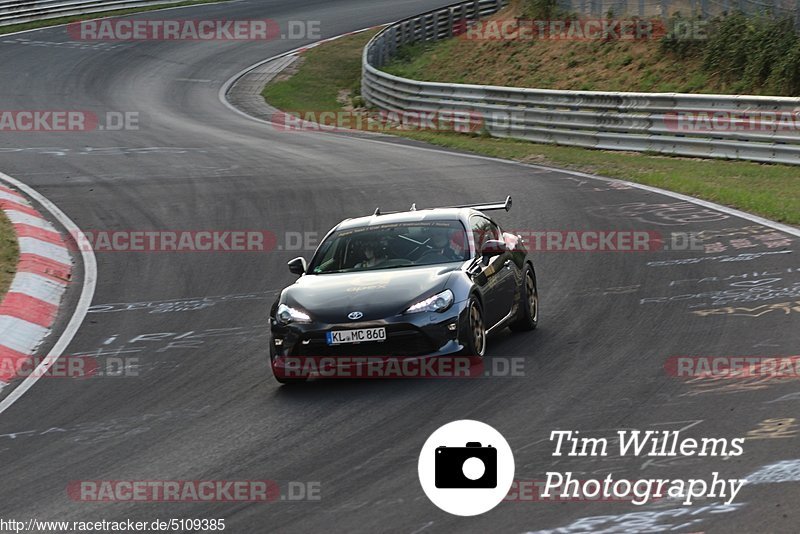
xmin=288 ymin=257 xmax=307 ymax=276
xmin=481 ymin=239 xmax=507 ymax=261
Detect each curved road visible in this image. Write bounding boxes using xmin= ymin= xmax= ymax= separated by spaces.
xmin=0 ymin=1 xmax=798 ymax=532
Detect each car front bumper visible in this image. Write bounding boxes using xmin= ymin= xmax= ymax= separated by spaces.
xmin=269 ymin=301 xmax=472 ymax=378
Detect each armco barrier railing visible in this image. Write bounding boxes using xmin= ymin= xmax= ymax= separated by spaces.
xmin=0 ymin=0 xmax=193 ymax=27
xmin=362 ymin=0 xmax=800 ymax=164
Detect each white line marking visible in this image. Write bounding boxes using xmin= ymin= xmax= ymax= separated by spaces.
xmin=0 ymin=172 xmax=96 ymax=416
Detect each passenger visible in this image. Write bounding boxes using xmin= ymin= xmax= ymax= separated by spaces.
xmin=355 ymin=238 xmax=386 ymax=268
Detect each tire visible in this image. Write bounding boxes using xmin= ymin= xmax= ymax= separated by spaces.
xmin=274 ymin=373 xmax=307 ymax=385
xmin=461 ymin=296 xmax=487 ymax=359
xmin=509 ymin=265 xmax=539 ymax=332
xmin=270 ymin=344 xmax=307 ymax=384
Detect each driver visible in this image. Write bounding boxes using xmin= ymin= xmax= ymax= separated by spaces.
xmin=428 ymin=227 xmax=461 ymax=260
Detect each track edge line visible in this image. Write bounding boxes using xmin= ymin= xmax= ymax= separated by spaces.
xmin=0 ymin=172 xmax=97 ymax=416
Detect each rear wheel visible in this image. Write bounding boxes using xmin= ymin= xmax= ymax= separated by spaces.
xmin=509 ymin=265 xmax=538 ymax=332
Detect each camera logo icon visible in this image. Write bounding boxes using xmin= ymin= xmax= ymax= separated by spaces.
xmin=435 ymin=442 xmax=497 ymax=489
xmin=418 ymin=420 xmax=514 ymax=516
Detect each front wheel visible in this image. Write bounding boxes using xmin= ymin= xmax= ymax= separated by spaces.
xmin=273 ymin=372 xmax=308 ymax=385
xmin=461 ymin=297 xmax=486 ymax=359
xmin=509 ymin=265 xmax=538 ymax=332
xmin=270 ymin=344 xmax=307 ymax=384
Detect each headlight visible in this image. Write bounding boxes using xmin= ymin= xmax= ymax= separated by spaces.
xmin=405 ymin=289 xmax=454 ymax=314
xmin=276 ymin=303 xmax=312 ymax=324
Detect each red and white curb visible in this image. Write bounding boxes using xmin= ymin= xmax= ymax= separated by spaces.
xmin=0 ymin=184 xmax=73 ymax=386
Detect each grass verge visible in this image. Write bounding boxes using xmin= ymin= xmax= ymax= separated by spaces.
xmin=262 ymin=29 xmax=800 ymax=226
xmin=263 ymin=30 xmax=376 ymax=111
xmin=0 ymin=0 xmax=229 ymax=36
xmin=0 ymin=209 xmax=18 ymax=301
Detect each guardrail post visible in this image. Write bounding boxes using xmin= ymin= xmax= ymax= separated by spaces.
xmin=381 ymin=38 xmax=389 ymax=67
xmin=389 ymin=27 xmax=397 ymax=56
xmin=447 ymin=8 xmax=454 ymax=37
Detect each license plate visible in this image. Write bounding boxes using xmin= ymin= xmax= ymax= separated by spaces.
xmin=326 ymin=327 xmax=386 ymax=345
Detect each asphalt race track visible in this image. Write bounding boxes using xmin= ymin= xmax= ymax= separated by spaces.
xmin=0 ymin=0 xmax=799 ymax=532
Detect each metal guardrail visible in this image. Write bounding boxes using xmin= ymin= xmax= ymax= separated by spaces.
xmin=362 ymin=0 xmax=800 ymax=164
xmin=0 ymin=0 xmax=194 ymax=27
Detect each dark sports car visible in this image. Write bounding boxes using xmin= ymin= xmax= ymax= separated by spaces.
xmin=268 ymin=197 xmax=538 ymax=383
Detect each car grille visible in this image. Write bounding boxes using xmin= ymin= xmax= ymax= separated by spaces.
xmin=293 ymin=328 xmax=435 ymax=358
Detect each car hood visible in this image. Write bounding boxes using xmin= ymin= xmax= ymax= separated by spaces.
xmin=282 ymin=264 xmax=461 ymax=323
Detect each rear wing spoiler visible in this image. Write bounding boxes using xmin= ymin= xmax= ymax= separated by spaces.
xmin=373 ymin=196 xmax=511 ymax=216
xmin=441 ymin=196 xmax=512 ymax=212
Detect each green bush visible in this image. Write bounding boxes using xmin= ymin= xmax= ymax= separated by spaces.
xmin=742 ymin=17 xmax=795 ymax=88
xmin=522 ymin=0 xmax=560 ymax=19
xmin=701 ymin=13 xmax=800 ymax=94
xmin=768 ymin=38 xmax=800 ymax=94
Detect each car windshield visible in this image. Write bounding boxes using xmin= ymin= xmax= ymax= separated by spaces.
xmin=309 ymin=220 xmax=470 ymax=274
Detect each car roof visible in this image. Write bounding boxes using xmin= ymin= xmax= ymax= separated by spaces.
xmin=334 ymin=208 xmax=483 ymax=231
